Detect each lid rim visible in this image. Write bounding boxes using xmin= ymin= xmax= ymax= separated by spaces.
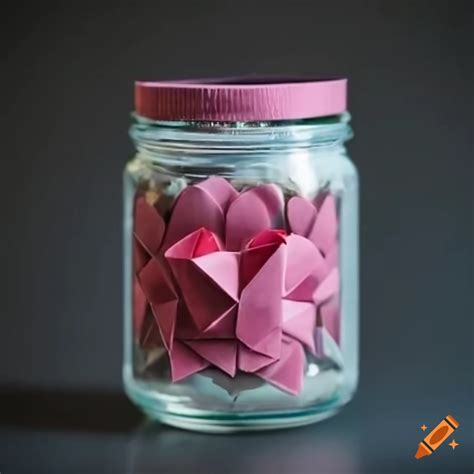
xmin=135 ymin=77 xmax=347 ymax=122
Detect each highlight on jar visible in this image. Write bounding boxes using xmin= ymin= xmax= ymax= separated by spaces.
xmin=123 ymin=78 xmax=358 ymax=432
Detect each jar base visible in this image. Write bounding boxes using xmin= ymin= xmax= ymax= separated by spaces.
xmin=123 ymin=362 xmax=355 ymax=433
xmin=141 ymin=405 xmax=341 ymax=433
xmin=125 ymin=379 xmax=349 ymax=433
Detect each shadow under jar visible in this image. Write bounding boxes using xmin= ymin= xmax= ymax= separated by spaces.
xmin=123 ymin=78 xmax=359 ymax=432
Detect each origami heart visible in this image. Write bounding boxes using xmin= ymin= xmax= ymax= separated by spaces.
xmin=163 ymin=177 xmax=284 ymax=252
xmin=133 ymin=196 xmax=167 ymax=346
xmin=287 ymin=193 xmax=341 ymax=343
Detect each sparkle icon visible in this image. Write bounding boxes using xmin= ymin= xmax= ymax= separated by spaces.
xmin=421 ymin=424 xmax=428 ymax=431
xmin=448 ymin=439 xmax=459 ymax=450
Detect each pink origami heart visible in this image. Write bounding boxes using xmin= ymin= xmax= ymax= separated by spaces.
xmin=163 ymin=177 xmax=284 ymax=252
xmin=287 ymin=193 xmax=341 ymax=344
xmin=258 ymin=336 xmax=305 ymax=395
xmin=225 ymin=184 xmax=284 ymax=251
xmin=134 ymin=195 xmax=166 ymax=256
xmin=138 ymin=257 xmax=178 ymax=352
xmin=166 ymin=228 xmax=239 ymax=334
xmin=133 ymin=196 xmax=167 ymax=346
xmin=236 ymin=230 xmax=285 ymax=362
xmin=165 ymin=228 xmax=240 ymax=379
xmin=287 ymin=193 xmax=338 ymax=259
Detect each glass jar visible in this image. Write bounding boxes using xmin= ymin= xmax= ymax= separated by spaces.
xmin=123 ymin=79 xmax=358 ymax=432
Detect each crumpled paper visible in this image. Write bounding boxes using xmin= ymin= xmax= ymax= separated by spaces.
xmin=132 ymin=177 xmax=341 ymax=395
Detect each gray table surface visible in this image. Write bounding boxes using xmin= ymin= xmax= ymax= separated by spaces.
xmin=1 ymin=385 xmax=472 ymax=474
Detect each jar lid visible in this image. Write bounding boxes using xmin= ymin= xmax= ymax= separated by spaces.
xmin=135 ymin=77 xmax=347 ymax=122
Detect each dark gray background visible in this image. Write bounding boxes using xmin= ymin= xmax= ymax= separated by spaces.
xmin=1 ymin=1 xmax=472 ymax=473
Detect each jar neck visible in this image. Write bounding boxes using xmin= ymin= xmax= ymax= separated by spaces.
xmin=129 ymin=113 xmax=353 ymax=178
xmin=132 ymin=111 xmax=351 ymax=149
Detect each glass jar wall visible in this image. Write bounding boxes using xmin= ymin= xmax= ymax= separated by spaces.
xmin=123 ymin=79 xmax=358 ymax=432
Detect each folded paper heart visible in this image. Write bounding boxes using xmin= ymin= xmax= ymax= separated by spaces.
xmin=132 ymin=176 xmax=342 ymax=394
xmin=132 ymin=197 xmax=166 ymax=348
xmin=287 ymin=193 xmax=341 ymax=344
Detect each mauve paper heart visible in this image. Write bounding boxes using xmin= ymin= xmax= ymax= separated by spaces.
xmin=134 ymin=196 xmax=165 ymax=256
xmin=139 ymin=257 xmax=178 ymax=351
xmin=225 ymin=184 xmax=284 ymax=251
xmin=286 ymin=192 xmax=341 ymax=358
xmin=287 ymin=194 xmax=338 ymax=258
xmin=133 ymin=196 xmax=167 ymax=345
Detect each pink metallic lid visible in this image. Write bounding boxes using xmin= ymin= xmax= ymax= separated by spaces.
xmin=135 ymin=77 xmax=347 ymax=122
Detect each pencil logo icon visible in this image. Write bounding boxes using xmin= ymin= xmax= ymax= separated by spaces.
xmin=415 ymin=415 xmax=460 ymax=459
